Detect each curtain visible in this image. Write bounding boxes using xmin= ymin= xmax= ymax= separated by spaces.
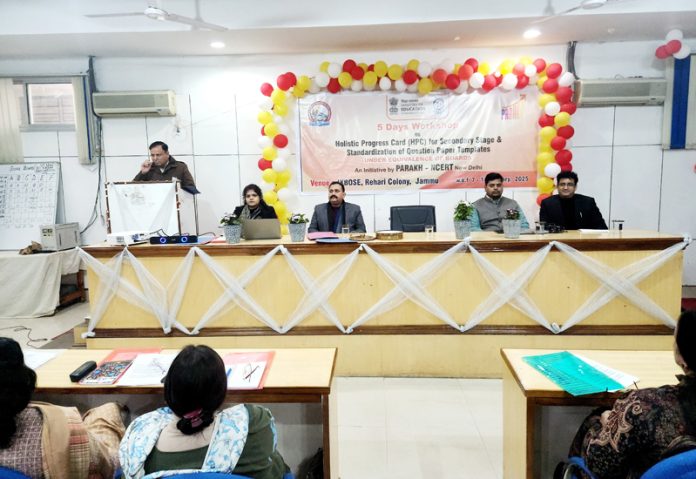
xmin=0 ymin=78 xmax=23 ymax=163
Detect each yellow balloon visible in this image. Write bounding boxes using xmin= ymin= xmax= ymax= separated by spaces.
xmin=297 ymin=75 xmax=311 ymax=90
xmin=537 ymin=176 xmax=555 ymax=194
xmin=418 ymin=78 xmax=433 ymax=95
xmin=276 ymin=170 xmax=291 ymax=187
xmin=262 ymin=146 xmax=277 ymax=161
xmin=274 ymin=103 xmax=288 ymax=116
xmin=536 ymin=75 xmax=548 ymax=90
xmin=261 ymin=168 xmax=277 ymax=184
xmin=387 ymin=64 xmax=404 ymax=80
xmin=478 ymin=62 xmax=491 ymax=75
xmin=374 ymin=61 xmax=388 ymax=77
xmin=536 ymin=152 xmax=554 ymax=169
xmin=499 ymin=59 xmax=515 ymax=75
xmin=271 ymin=89 xmax=287 ymax=105
xmin=538 ymin=93 xmax=556 ymax=108
xmin=264 ymin=122 xmax=279 ymax=137
xmin=554 ymin=112 xmax=571 ymax=127
xmin=539 ymin=126 xmax=557 ymax=142
xmin=281 ymin=224 xmax=289 ymax=235
xmin=538 ymin=143 xmax=553 ymax=153
xmin=358 ymin=62 xmax=369 ymax=72
xmin=453 ymin=63 xmax=461 ymax=74
xmin=519 ymin=56 xmax=533 ymax=65
xmin=406 ymin=59 xmax=420 ymax=71
xmin=274 ymin=200 xmax=287 ymax=218
xmin=292 ymin=87 xmax=306 ymax=98
xmin=363 ymin=71 xmax=378 ymax=87
xmin=257 ymin=110 xmax=272 ymax=125
xmin=338 ymin=71 xmax=353 ymax=88
xmin=319 ymin=61 xmax=330 ymax=73
xmin=263 ymin=190 xmax=278 ymax=205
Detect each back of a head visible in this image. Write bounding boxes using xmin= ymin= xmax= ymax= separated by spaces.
xmin=164 ymin=345 xmax=227 ymax=435
xmin=0 ymin=337 xmax=37 ymax=448
xmin=676 ymin=310 xmax=696 ymax=371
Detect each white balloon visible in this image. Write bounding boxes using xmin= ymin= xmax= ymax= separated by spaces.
xmin=469 ymin=72 xmax=484 ymax=89
xmin=272 ymin=157 xmax=287 ymax=172
xmin=501 ymin=73 xmax=517 ymax=90
xmin=258 ymin=136 xmax=272 ymax=148
xmin=278 ymin=124 xmax=290 ymax=136
xmin=544 ymin=101 xmax=561 ymax=116
xmin=394 ymin=79 xmax=407 ymax=92
xmin=259 ymin=97 xmax=273 ymax=110
xmin=524 ymin=64 xmax=537 ymax=77
xmin=674 ymin=43 xmax=692 ymax=60
xmin=261 ymin=181 xmax=275 ymax=191
xmin=406 ymin=82 xmax=419 ymax=93
xmin=665 ymin=29 xmax=683 ymax=42
xmin=315 ymin=72 xmax=330 ymax=88
xmin=276 ymin=147 xmax=291 ymax=159
xmin=417 ymin=62 xmax=433 ymax=78
xmin=272 ymin=114 xmax=283 ymax=124
xmin=544 ymin=162 xmax=562 ymax=179
xmin=439 ymin=59 xmax=455 ymax=74
xmin=277 ymin=187 xmax=293 ymax=202
xmin=558 ymin=72 xmax=575 ymax=87
xmin=350 ymin=79 xmax=363 ymax=92
xmin=308 ymin=79 xmax=320 ymax=93
xmin=454 ymin=81 xmax=468 ymax=94
xmin=327 ymin=62 xmax=341 ymax=78
xmin=379 ymin=77 xmax=392 ymax=91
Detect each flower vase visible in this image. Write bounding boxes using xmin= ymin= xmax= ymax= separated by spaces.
xmin=288 ymin=223 xmax=307 ymax=242
xmin=502 ymin=219 xmax=521 ymax=239
xmin=453 ymin=220 xmax=471 ymax=240
xmin=224 ymin=224 xmax=242 ymax=244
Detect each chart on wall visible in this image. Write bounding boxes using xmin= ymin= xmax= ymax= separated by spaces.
xmin=0 ymin=162 xmax=60 ymax=250
xmin=298 ymin=89 xmax=539 ymax=192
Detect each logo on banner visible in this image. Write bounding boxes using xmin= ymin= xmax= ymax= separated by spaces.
xmin=501 ymin=95 xmax=527 ymax=120
xmin=308 ymin=101 xmax=332 ymax=126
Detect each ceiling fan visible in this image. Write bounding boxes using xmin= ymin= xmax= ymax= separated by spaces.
xmin=85 ymin=1 xmax=227 ymax=32
xmin=534 ymin=0 xmax=634 ymax=24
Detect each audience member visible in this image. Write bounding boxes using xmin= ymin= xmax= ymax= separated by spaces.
xmin=308 ymin=181 xmax=366 ymax=233
xmin=470 ymin=172 xmax=530 ymax=232
xmin=540 ymin=171 xmax=607 ymax=230
xmin=233 ymin=184 xmax=278 ymax=220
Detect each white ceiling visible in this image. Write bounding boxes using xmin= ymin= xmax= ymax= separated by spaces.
xmin=0 ymin=0 xmax=695 ymax=57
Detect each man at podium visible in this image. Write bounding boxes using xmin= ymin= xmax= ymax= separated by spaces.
xmin=134 ymin=141 xmax=199 ymax=194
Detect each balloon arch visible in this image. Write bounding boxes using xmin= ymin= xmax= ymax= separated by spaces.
xmin=256 ymin=57 xmax=577 ymax=231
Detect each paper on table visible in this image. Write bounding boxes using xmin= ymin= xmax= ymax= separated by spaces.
xmin=574 ymin=354 xmax=639 ymax=389
xmin=307 ymin=232 xmax=338 ymax=240
xmin=223 ymin=351 xmax=275 ymax=390
xmin=117 ymin=353 xmax=178 ymax=386
xmin=23 ymin=349 xmax=62 ymax=370
xmin=578 ymin=229 xmax=609 ymax=233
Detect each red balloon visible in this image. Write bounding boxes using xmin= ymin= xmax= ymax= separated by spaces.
xmin=655 ymin=45 xmax=670 ymax=59
xmin=546 ymin=63 xmax=563 ymax=79
xmin=550 ymin=136 xmax=567 ymax=151
xmin=557 ymin=125 xmax=575 ymax=139
xmin=512 ymin=63 xmax=526 ymax=76
xmin=458 ymin=64 xmax=474 ymax=80
xmin=327 ymin=78 xmax=341 ymax=93
xmin=560 ymin=162 xmax=573 ymax=172
xmin=560 ymin=102 xmax=577 ymax=115
xmin=445 ymin=74 xmax=461 ymax=90
xmin=494 ymin=72 xmax=503 ymax=86
xmin=666 ymin=40 xmax=682 ymax=55
xmin=533 ymin=58 xmax=547 ymax=73
xmin=536 ymin=193 xmax=551 ymax=206
xmin=261 ymin=125 xmax=266 ymax=136
xmin=516 ymin=75 xmax=530 ymax=89
xmin=258 ymin=158 xmax=272 ymax=171
xmin=277 ymin=74 xmax=293 ymax=91
xmin=432 ymin=68 xmax=447 ymax=84
xmin=342 ymin=59 xmax=357 ymax=72
xmin=482 ymin=74 xmax=497 ymax=91
xmin=542 ymin=78 xmax=559 ymax=93
xmin=273 ymin=134 xmax=288 ymax=148
xmin=351 ymin=66 xmax=365 ymax=80
xmin=286 ymin=72 xmax=297 ymax=86
xmin=367 ymin=64 xmax=375 ymax=72
xmin=403 ymin=69 xmax=419 ymax=84
xmin=260 ymin=83 xmax=274 ymax=97
xmin=464 ymin=58 xmax=479 ymax=72
xmin=555 ymin=86 xmax=573 ymax=104
xmin=555 ymin=149 xmax=573 ymax=165
xmin=538 ymin=114 xmax=555 ymax=128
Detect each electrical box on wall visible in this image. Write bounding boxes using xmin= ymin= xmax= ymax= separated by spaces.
xmin=92 ymin=90 xmax=176 ymax=117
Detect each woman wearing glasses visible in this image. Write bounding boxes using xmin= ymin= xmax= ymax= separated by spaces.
xmin=233 ymin=184 xmax=278 ymax=220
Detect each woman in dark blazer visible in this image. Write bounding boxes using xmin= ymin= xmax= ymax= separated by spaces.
xmin=233 ymin=184 xmax=277 ymax=220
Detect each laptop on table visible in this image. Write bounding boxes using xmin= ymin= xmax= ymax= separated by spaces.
xmin=241 ymin=218 xmax=282 ymax=240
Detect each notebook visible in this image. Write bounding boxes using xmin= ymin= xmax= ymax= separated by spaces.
xmin=241 ymin=218 xmax=282 ymax=240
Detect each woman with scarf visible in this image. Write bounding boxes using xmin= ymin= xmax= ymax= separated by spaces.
xmin=233 ymin=184 xmax=277 ymax=221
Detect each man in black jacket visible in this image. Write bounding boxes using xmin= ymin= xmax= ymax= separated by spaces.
xmin=134 ymin=141 xmax=199 ymax=194
xmin=539 ymin=171 xmax=607 ymax=230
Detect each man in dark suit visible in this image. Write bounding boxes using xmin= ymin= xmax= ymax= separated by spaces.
xmin=308 ymin=181 xmax=366 ymax=233
xmin=539 ymin=171 xmax=607 ymax=230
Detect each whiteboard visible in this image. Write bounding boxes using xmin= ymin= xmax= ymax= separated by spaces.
xmin=107 ymin=182 xmax=180 ymax=235
xmin=0 ymin=162 xmax=60 ymax=250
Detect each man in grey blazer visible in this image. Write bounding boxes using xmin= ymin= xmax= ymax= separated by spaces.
xmin=308 ymin=181 xmax=366 ymax=233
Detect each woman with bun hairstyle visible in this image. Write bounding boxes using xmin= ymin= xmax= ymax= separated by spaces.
xmin=119 ymin=345 xmax=289 ymax=478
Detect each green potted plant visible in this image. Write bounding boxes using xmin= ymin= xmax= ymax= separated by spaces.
xmin=220 ymin=212 xmax=242 ymax=244
xmin=502 ymin=208 xmax=522 ymax=239
xmin=453 ymin=201 xmax=474 ymax=240
xmin=288 ymin=213 xmax=309 ymax=242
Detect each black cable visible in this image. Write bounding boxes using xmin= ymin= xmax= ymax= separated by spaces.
xmin=0 ymin=326 xmax=49 ymax=348
xmin=566 ymin=41 xmax=578 ymax=78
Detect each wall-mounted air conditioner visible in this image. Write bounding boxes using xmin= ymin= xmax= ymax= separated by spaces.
xmin=574 ymin=78 xmax=667 ymax=106
xmin=92 ymin=90 xmax=176 ymax=117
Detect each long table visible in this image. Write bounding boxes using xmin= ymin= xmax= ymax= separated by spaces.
xmin=82 ymin=230 xmax=684 ymax=377
xmin=33 ymin=348 xmax=337 ymax=479
xmin=501 ymin=348 xmax=681 ymax=479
